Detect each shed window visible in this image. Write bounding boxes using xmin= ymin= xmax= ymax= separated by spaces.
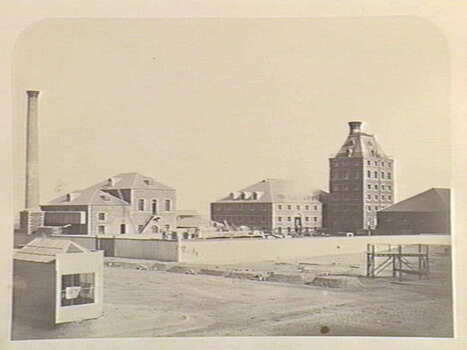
xmin=61 ymin=273 xmax=95 ymax=307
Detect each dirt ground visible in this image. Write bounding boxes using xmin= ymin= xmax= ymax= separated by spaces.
xmin=11 ymin=245 xmax=453 ymax=340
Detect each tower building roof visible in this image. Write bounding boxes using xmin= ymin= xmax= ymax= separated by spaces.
xmin=334 ymin=121 xmax=390 ymax=159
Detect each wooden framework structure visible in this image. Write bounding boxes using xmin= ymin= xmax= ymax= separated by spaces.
xmin=366 ymin=243 xmax=429 ymax=281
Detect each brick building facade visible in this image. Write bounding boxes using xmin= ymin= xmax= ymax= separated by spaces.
xmin=211 ymin=179 xmax=322 ymax=235
xmin=326 ymin=122 xmax=394 ymax=234
xmin=41 ymin=173 xmax=182 ymax=236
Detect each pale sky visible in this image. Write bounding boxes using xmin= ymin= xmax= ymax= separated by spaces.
xmin=13 ymin=18 xmax=450 ymax=216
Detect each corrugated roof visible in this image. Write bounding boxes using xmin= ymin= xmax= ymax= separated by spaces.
xmin=45 ymin=172 xmax=174 ymax=206
xmin=381 ymin=188 xmax=450 ymax=213
xmin=215 ymin=179 xmax=323 ymax=203
xmin=13 ymin=238 xmax=89 ymax=263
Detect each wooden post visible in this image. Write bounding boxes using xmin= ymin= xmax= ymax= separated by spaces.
xmin=426 ymin=245 xmax=430 ymax=277
xmin=418 ymin=244 xmax=422 ymax=280
xmin=366 ymin=244 xmax=370 ymax=277
xmin=398 ymin=245 xmax=402 ymax=281
xmin=371 ymin=244 xmax=376 ymax=277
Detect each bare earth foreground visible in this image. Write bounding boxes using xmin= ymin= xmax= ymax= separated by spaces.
xmin=11 ymin=246 xmax=453 ymax=339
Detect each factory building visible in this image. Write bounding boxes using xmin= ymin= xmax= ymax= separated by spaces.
xmin=326 ymin=121 xmax=395 ymax=234
xmin=211 ymin=179 xmax=323 ymax=235
xmin=35 ymin=172 xmax=204 ymax=237
xmin=375 ymin=188 xmax=450 ymax=235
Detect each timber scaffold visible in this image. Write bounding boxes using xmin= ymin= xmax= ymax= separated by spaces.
xmin=366 ymin=243 xmax=430 ymax=281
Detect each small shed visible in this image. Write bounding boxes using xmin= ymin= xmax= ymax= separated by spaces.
xmin=12 ymin=238 xmax=104 ymax=327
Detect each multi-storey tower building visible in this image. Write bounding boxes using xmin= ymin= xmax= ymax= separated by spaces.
xmin=327 ymin=121 xmax=394 ymax=234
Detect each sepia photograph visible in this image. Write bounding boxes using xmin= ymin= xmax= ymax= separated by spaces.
xmin=6 ymin=13 xmax=460 ymax=343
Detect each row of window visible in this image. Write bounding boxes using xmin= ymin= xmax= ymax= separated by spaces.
xmin=277 ymin=204 xmax=319 ymax=211
xmin=277 ymin=216 xmax=318 ymax=222
xmin=137 ymin=198 xmax=171 ymax=213
xmin=367 ymin=184 xmax=392 ymax=191
xmin=367 ymin=160 xmax=392 ymax=167
xmin=276 ymin=227 xmax=318 ymax=234
xmin=367 ymin=194 xmax=392 ymax=201
xmin=367 ymin=171 xmax=392 ymax=179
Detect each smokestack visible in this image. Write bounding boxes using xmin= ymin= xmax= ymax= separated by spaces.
xmin=348 ymin=121 xmax=363 ymax=135
xmin=25 ymin=90 xmax=40 ymax=209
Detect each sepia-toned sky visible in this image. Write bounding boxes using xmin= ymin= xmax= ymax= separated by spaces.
xmin=12 ymin=18 xmax=450 ymax=216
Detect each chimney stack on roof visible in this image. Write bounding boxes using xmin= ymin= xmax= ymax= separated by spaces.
xmin=25 ymin=90 xmax=40 ymax=209
xmin=348 ymin=121 xmax=363 ymax=135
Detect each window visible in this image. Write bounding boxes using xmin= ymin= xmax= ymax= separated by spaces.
xmin=305 ymin=205 xmax=309 ymax=210
xmin=61 ymin=273 xmax=95 ymax=307
xmin=305 ymin=217 xmax=309 ymax=221
xmin=375 ymin=185 xmax=378 ymax=189
xmin=382 ymin=185 xmax=385 ymax=190
xmin=120 ymin=224 xmax=126 ymax=234
xmin=381 ymin=172 xmax=385 ymax=179
xmin=375 ymin=206 xmax=379 ymax=211
xmin=138 ymin=199 xmax=145 ymax=211
xmin=277 ymin=227 xmax=282 ymax=234
xmin=374 ymin=161 xmax=378 ymax=166
xmin=138 ymin=225 xmax=144 ymax=233
xmin=278 ymin=217 xmax=282 ymax=222
xmin=287 ymin=227 xmax=292 ymax=233
xmin=389 ymin=195 xmax=392 ymax=200
xmin=98 ymin=225 xmax=105 ymax=234
xmin=287 ymin=217 xmax=291 ymax=222
xmin=314 ymin=205 xmax=318 ymax=210
xmin=313 ymin=217 xmax=317 ymax=222
xmin=151 ymin=199 xmax=158 ymax=214
xmin=98 ymin=212 xmax=106 ymax=221
xmin=388 ymin=186 xmax=392 ymax=190
xmin=367 ymin=184 xmax=371 ymax=190
xmin=367 ymin=170 xmax=371 ymax=178
xmin=165 ymin=199 xmax=171 ymax=211
xmin=387 ymin=172 xmax=392 ymax=179
xmin=382 ymin=162 xmax=385 ymax=167
xmin=374 ymin=171 xmax=378 ymax=178
xmin=367 ymin=161 xmax=371 ymax=165
xmin=367 ymin=194 xmax=371 ymax=200
xmin=382 ymin=195 xmax=385 ymax=200
xmin=287 ymin=205 xmax=292 ymax=210
xmin=278 ymin=204 xmax=282 ymax=210
xmin=367 ymin=206 xmax=371 ymax=211
xmin=252 ymin=192 xmax=258 ymax=200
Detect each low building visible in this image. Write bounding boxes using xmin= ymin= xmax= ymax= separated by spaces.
xmin=375 ymin=188 xmax=450 ymax=235
xmin=12 ymin=238 xmax=103 ymax=327
xmin=211 ymin=179 xmax=323 ymax=235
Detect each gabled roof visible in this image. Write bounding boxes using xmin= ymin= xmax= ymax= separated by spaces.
xmin=381 ymin=188 xmax=450 ymax=213
xmin=45 ymin=172 xmax=174 ymax=206
xmin=215 ymin=179 xmax=323 ymax=203
xmin=14 ymin=238 xmax=89 ymax=263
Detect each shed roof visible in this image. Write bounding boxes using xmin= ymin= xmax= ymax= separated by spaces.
xmin=13 ymin=238 xmax=89 ymax=263
xmin=380 ymin=188 xmax=450 ymax=213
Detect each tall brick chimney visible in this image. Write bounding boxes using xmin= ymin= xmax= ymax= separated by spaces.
xmin=25 ymin=90 xmax=40 ymax=209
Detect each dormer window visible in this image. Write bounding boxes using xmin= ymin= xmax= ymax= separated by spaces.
xmin=252 ymin=192 xmax=259 ymax=200
xmin=66 ymin=192 xmax=79 ymax=202
xmin=107 ymin=177 xmax=116 ymax=186
xmin=143 ymin=178 xmax=153 ymax=186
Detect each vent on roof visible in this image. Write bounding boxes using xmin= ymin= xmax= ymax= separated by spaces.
xmin=66 ymin=192 xmax=79 ymax=202
xmin=143 ymin=178 xmax=153 ymax=186
xmin=106 ymin=177 xmax=116 ymax=186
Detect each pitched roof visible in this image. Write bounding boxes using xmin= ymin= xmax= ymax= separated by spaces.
xmin=334 ymin=123 xmax=389 ymax=159
xmin=381 ymin=188 xmax=450 ymax=213
xmin=45 ymin=172 xmax=174 ymax=206
xmin=215 ymin=179 xmax=323 ymax=203
xmin=14 ymin=238 xmax=89 ymax=263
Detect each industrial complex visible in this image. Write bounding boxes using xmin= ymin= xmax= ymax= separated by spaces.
xmin=11 ymin=89 xmax=452 ymax=335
